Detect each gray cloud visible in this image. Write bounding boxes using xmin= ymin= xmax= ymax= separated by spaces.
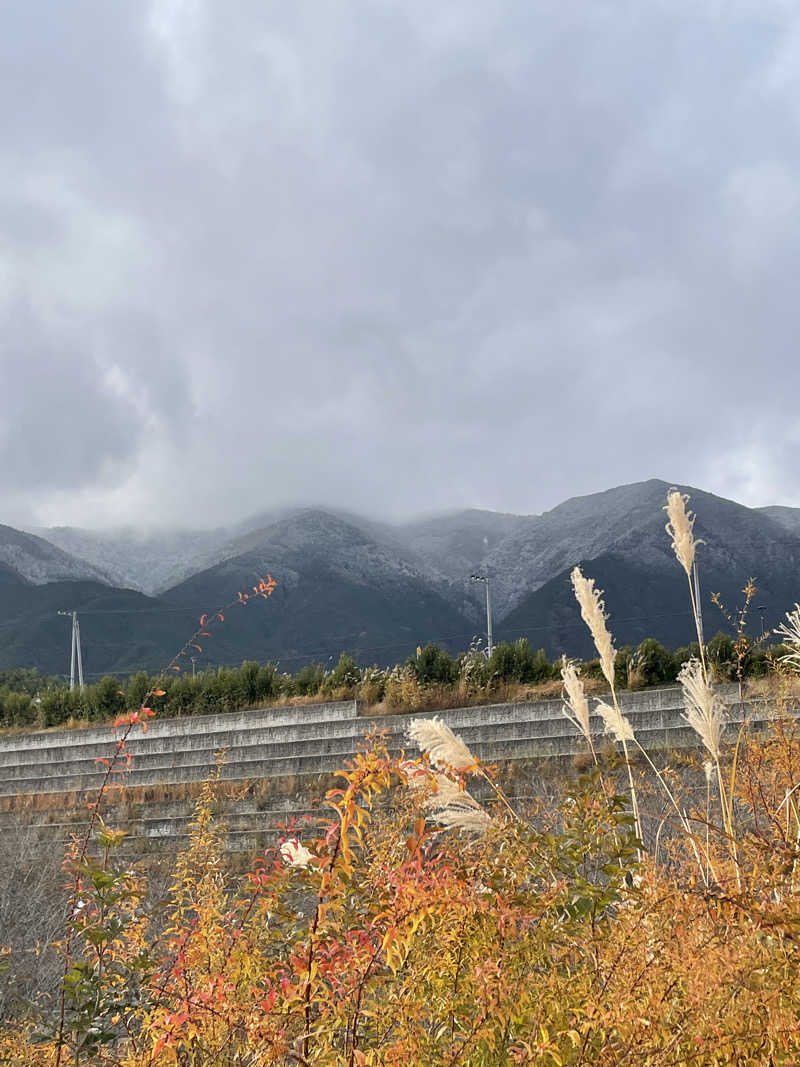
xmin=2 ymin=0 xmax=800 ymax=529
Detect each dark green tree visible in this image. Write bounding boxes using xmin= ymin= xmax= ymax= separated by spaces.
xmin=411 ymin=645 xmax=458 ymax=687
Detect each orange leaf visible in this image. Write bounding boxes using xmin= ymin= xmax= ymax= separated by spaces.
xmin=171 ymin=665 xmax=181 ymax=672
xmin=153 ymin=689 xmax=166 ymax=697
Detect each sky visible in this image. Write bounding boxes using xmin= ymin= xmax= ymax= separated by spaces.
xmin=2 ymin=1 xmax=800 ymax=530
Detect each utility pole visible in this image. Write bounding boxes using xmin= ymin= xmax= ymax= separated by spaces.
xmin=470 ymin=574 xmax=494 ymax=657
xmin=58 ymin=610 xmax=85 ymax=691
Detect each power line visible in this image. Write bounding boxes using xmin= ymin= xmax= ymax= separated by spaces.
xmin=24 ymin=603 xmax=740 ymax=683
xmin=3 ymin=587 xmax=790 ymax=685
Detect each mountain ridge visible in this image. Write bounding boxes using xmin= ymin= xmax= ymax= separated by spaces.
xmin=4 ymin=479 xmax=800 ymax=677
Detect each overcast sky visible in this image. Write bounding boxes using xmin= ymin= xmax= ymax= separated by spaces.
xmin=2 ymin=1 xmax=799 ymax=530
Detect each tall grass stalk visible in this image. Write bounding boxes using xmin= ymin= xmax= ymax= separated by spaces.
xmin=666 ymin=490 xmax=741 ymax=886
xmin=571 ymin=563 xmax=716 ymax=882
xmin=570 ymin=567 xmax=642 ymax=849
xmin=665 ymin=490 xmax=708 ymax=676
xmin=560 ymin=656 xmax=597 ymax=765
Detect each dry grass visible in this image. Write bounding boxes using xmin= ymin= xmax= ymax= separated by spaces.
xmin=0 ymin=771 xmax=341 ymax=816
xmin=357 ymin=676 xmax=607 ymax=718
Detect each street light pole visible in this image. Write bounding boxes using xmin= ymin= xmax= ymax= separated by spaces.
xmin=692 ymin=560 xmax=704 ymax=648
xmin=470 ymin=575 xmax=494 ymax=657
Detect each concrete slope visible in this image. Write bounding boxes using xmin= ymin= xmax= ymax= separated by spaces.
xmin=0 ymin=687 xmax=779 ymax=853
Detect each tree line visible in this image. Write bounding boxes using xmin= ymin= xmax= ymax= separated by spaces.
xmin=0 ymin=630 xmax=786 ymax=731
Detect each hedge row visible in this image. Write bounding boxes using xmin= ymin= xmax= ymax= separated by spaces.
xmin=0 ymin=633 xmax=788 ymax=730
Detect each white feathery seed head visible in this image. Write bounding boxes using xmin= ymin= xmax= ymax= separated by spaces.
xmin=570 ymin=567 xmax=616 ymax=688
xmin=703 ymin=760 xmax=714 ymax=785
xmin=595 ymin=700 xmax=635 ymax=744
xmin=407 ymin=770 xmax=491 ymax=834
xmin=560 ymin=656 xmax=591 ymax=742
xmin=664 ymin=490 xmax=702 ymax=579
xmin=679 ymin=658 xmax=725 ymax=761
xmin=775 ymin=604 xmax=800 ymax=672
xmin=407 ymin=716 xmax=478 ymax=772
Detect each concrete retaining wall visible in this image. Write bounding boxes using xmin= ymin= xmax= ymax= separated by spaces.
xmin=0 ymin=684 xmax=779 ymax=852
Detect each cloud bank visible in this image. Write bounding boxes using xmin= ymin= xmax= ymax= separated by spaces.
xmin=2 ymin=1 xmax=799 ymax=528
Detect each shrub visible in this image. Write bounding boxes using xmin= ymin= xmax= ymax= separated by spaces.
xmin=324 ymin=653 xmax=361 ymax=692
xmin=487 ymin=638 xmax=554 ymax=685
xmin=90 ymin=676 xmax=126 ymax=721
xmin=412 ymin=644 xmax=458 ymax=687
xmin=357 ymin=665 xmax=387 ymax=705
xmin=293 ymin=662 xmax=325 ymax=696
xmin=0 ymin=690 xmax=35 ymax=727
xmin=707 ymin=631 xmax=737 ymax=681
xmin=630 ymin=638 xmax=678 ymax=688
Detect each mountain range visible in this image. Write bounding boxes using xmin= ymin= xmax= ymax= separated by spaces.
xmin=3 ymin=479 xmax=800 ymax=679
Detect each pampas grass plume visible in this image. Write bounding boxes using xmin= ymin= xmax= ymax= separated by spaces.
xmin=679 ymin=658 xmax=725 ymax=760
xmin=595 ymin=700 xmax=635 ymax=743
xmin=560 ymin=656 xmax=591 ymax=743
xmin=775 ymin=604 xmax=800 ymax=671
xmin=407 ymin=769 xmax=491 ymax=833
xmin=407 ymin=716 xmax=478 ymax=772
xmin=665 ymin=490 xmax=702 ymax=579
xmin=570 ymin=567 xmax=616 ymax=688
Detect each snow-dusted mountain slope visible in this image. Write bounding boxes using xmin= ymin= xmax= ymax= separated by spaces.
xmin=0 ymin=525 xmax=112 ymax=586
xmin=39 ymin=526 xmax=231 ymax=595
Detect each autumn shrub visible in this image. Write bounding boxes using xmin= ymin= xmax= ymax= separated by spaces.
xmin=4 ymin=707 xmax=800 ymax=1065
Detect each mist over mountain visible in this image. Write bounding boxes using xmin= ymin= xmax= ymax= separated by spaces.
xmin=160 ymin=509 xmax=476 ymax=671
xmin=4 ymin=480 xmax=800 ymax=679
xmin=39 ymin=525 xmax=232 ymax=595
xmin=758 ymin=506 xmax=800 ymax=538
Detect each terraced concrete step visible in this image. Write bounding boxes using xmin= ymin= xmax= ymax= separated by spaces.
xmin=0 ymin=700 xmax=358 ymax=757
xmin=0 ymin=712 xmax=771 ymax=799
xmin=0 ymin=685 xmax=747 ymax=780
xmin=0 ymin=686 xmax=744 ymax=767
xmin=0 ymin=700 xmax=766 ymax=788
xmin=7 ymin=806 xmax=321 ymax=840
